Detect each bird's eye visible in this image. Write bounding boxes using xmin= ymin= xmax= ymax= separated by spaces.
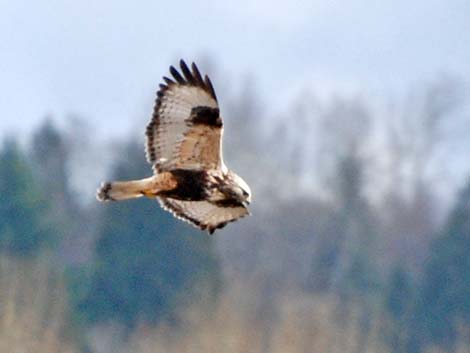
xmin=242 ymin=190 xmax=249 ymax=196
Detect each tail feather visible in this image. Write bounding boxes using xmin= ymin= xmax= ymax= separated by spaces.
xmin=96 ymin=177 xmax=155 ymax=201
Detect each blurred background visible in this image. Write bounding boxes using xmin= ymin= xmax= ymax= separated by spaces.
xmin=1 ymin=1 xmax=469 ymax=352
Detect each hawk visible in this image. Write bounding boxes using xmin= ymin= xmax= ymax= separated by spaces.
xmin=97 ymin=60 xmax=251 ymax=234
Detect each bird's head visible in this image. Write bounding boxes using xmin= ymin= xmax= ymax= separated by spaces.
xmin=229 ymin=172 xmax=252 ymax=207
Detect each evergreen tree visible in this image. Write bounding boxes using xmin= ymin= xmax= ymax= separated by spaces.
xmin=383 ymin=264 xmax=414 ymax=353
xmin=31 ymin=119 xmax=73 ymax=216
xmin=75 ymin=141 xmax=221 ymax=328
xmin=30 ymin=119 xmax=87 ymax=264
xmin=0 ymin=139 xmax=54 ymax=256
xmin=327 ymin=153 xmax=379 ymax=297
xmin=312 ymin=153 xmax=379 ymax=353
xmin=411 ymin=180 xmax=470 ymax=352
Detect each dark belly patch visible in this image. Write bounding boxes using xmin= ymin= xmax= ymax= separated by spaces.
xmin=159 ymin=169 xmax=209 ymax=201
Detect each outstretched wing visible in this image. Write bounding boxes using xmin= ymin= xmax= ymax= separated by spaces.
xmin=146 ymin=60 xmax=225 ymax=172
xmin=158 ymin=198 xmax=249 ymax=234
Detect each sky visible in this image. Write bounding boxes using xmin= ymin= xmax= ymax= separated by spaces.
xmin=1 ymin=0 xmax=469 ymax=139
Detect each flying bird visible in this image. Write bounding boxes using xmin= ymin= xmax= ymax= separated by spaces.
xmin=97 ymin=60 xmax=252 ymax=234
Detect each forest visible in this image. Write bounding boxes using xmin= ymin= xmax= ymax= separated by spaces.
xmin=0 ymin=69 xmax=469 ymax=353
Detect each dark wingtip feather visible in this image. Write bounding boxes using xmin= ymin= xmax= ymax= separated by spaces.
xmin=170 ymin=65 xmax=185 ymax=84
xmin=204 ymin=74 xmax=218 ymax=102
xmin=163 ymin=76 xmax=175 ymax=85
xmin=167 ymin=60 xmax=218 ymax=101
xmin=207 ymin=221 xmax=228 ymax=235
xmin=191 ymin=62 xmax=204 ymax=85
xmin=180 ymin=59 xmax=195 ymax=84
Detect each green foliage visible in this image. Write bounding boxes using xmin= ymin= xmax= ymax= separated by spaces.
xmin=385 ymin=266 xmax=413 ymax=322
xmin=74 ymin=142 xmax=221 ymax=328
xmin=31 ymin=119 xmax=74 ymax=216
xmin=324 ymin=154 xmax=380 ymax=297
xmin=411 ymin=180 xmax=470 ymax=351
xmin=0 ymin=139 xmax=55 ymax=256
xmin=383 ymin=265 xmax=414 ymax=353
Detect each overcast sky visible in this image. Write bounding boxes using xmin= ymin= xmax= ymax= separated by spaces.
xmin=1 ymin=0 xmax=469 ymax=139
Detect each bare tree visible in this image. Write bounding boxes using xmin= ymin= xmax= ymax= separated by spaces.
xmin=381 ymin=75 xmax=465 ymax=268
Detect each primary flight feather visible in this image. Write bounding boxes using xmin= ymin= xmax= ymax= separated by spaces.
xmin=97 ymin=60 xmax=252 ymax=234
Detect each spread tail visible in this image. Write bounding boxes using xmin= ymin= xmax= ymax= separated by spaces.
xmin=96 ymin=177 xmax=155 ymax=201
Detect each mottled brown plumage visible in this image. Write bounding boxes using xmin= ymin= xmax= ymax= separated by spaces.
xmin=97 ymin=60 xmax=251 ymax=234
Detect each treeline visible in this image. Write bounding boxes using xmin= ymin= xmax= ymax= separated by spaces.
xmin=0 ymin=72 xmax=469 ymax=353
xmin=0 ymin=123 xmax=222 ymax=352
